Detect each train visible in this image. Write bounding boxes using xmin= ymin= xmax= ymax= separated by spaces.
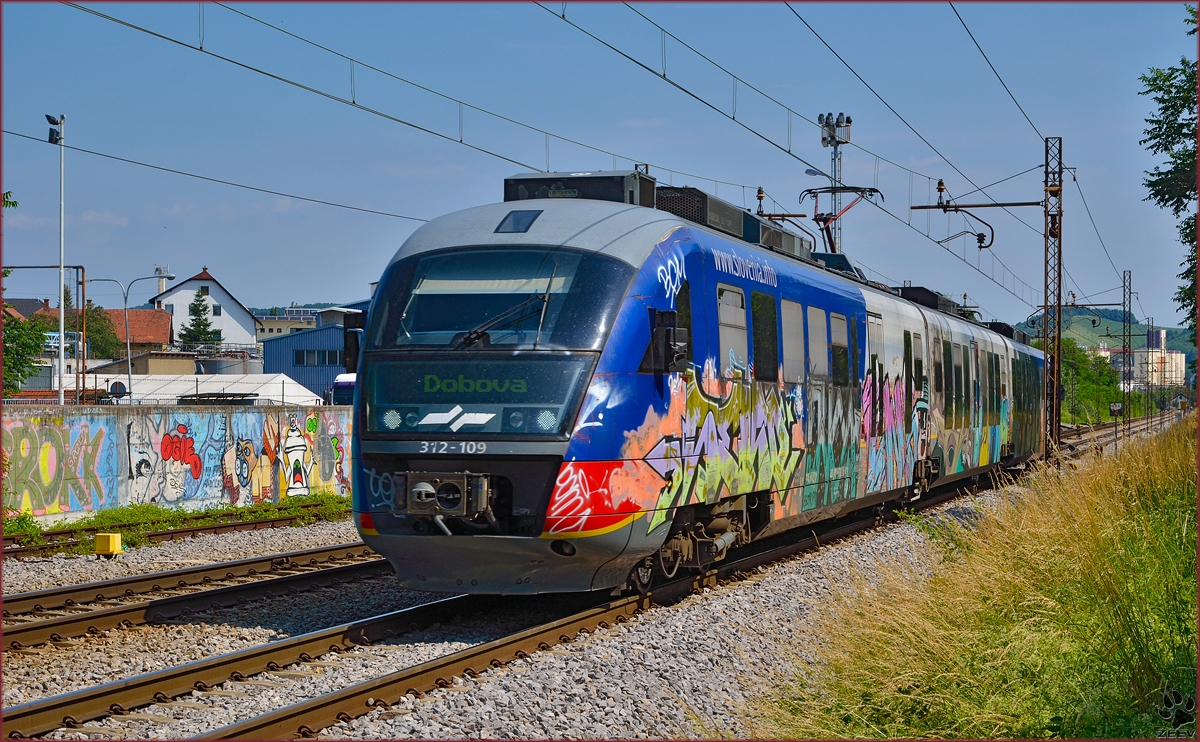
xmin=348 ymin=170 xmax=1046 ymax=595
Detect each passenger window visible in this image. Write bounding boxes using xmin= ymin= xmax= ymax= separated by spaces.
xmin=830 ymin=313 xmax=849 ymax=386
xmin=913 ymin=333 xmax=924 ymax=395
xmin=781 ymin=299 xmax=805 ymax=384
xmin=942 ymin=340 xmax=953 ymax=423
xmin=850 ymin=320 xmax=859 ymax=387
xmin=952 ymin=343 xmax=963 ymax=428
xmin=717 ymin=285 xmax=748 ymax=377
xmin=751 ymin=291 xmax=778 ymax=382
xmin=867 ymin=316 xmax=883 ymax=434
xmin=903 ymin=330 xmax=913 ymax=432
xmin=807 ymin=307 xmax=828 ymax=377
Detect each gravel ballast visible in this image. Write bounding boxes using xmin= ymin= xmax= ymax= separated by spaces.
xmin=2 ymin=518 xmax=360 ymax=594
xmin=35 ymin=491 xmax=1002 ymax=740
xmin=4 ymin=573 xmax=441 ymax=708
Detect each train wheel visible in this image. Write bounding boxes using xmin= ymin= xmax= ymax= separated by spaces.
xmin=629 ymin=557 xmax=654 ymax=596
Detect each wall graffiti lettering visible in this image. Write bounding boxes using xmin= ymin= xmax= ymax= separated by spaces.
xmin=3 ymin=406 xmax=353 ymax=522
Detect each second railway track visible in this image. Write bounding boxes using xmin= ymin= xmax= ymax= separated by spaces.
xmin=2 ymin=415 xmax=1174 ymax=740
xmin=2 ymin=543 xmax=379 ymax=650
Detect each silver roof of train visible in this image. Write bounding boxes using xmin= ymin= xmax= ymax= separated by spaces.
xmin=387 ymin=199 xmax=687 ymax=268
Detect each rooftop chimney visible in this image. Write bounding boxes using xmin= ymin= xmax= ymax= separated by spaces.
xmin=155 ymin=264 xmax=171 ymax=295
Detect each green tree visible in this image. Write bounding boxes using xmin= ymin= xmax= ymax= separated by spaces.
xmin=1 ymin=191 xmax=49 ymax=395
xmin=29 ymin=304 xmax=123 ymax=359
xmin=1139 ymin=5 xmax=1197 ymax=329
xmin=2 ymin=271 xmax=50 ymax=396
xmin=179 ymin=289 xmax=221 ymax=344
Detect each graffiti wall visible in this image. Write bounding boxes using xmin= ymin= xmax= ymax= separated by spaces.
xmin=3 ymin=406 xmax=352 ymax=521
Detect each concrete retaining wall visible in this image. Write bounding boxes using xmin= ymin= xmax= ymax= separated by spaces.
xmin=2 ymin=405 xmax=352 ymax=522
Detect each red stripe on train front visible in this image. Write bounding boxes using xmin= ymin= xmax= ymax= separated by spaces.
xmin=541 ymin=459 xmax=660 ymax=537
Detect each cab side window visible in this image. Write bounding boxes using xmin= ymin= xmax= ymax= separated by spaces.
xmin=717 ymin=285 xmax=748 ymax=377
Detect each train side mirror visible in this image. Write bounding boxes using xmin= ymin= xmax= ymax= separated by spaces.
xmin=648 ymin=309 xmax=689 ymax=374
xmin=344 ymin=328 xmax=363 ymax=373
xmin=343 ymin=312 xmax=365 ymax=373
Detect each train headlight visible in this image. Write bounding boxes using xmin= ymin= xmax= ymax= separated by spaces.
xmin=382 ymin=409 xmax=403 ymax=430
xmin=405 ymin=412 xmax=420 ymax=428
xmin=508 ymin=410 xmax=525 ymax=430
xmin=535 ymin=409 xmax=558 ymax=432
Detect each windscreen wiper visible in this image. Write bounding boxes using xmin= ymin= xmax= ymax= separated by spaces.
xmin=452 ymin=294 xmax=546 ymax=349
xmin=533 ymin=264 xmax=558 ymax=349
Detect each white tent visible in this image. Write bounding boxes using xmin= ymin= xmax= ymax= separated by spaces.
xmin=86 ymin=373 xmax=323 ymax=406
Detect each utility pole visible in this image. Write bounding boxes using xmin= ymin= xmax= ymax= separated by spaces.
xmin=818 ymin=112 xmax=851 ymax=252
xmin=1146 ymin=316 xmax=1156 ymax=431
xmin=1042 ymin=137 xmax=1064 ymax=459
xmin=1122 ymin=271 xmax=1132 ymax=442
xmin=47 ymin=114 xmax=65 ymax=404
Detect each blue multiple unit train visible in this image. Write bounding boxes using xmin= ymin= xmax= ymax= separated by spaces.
xmin=351 ymin=172 xmax=1045 ymax=595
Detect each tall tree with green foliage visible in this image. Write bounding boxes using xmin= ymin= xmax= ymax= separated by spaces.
xmin=2 ymin=193 xmax=51 ymax=395
xmin=179 ymin=289 xmax=222 ymax=344
xmin=1139 ymin=5 xmax=1197 ymax=329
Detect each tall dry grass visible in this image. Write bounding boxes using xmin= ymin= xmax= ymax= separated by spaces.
xmin=760 ymin=416 xmax=1197 ymax=738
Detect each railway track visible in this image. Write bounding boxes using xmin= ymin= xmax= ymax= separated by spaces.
xmin=2 ymin=543 xmax=378 ymax=650
xmin=1 ymin=416 xmax=1170 ymax=739
xmin=3 ymin=501 xmax=348 ymax=560
xmin=0 ymin=477 xmax=992 ymax=739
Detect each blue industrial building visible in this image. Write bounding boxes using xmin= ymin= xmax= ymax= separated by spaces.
xmin=261 ymin=301 xmax=370 ymax=401
xmin=262 ymin=324 xmax=348 ymax=401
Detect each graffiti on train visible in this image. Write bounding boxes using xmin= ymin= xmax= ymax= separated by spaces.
xmin=4 ymin=407 xmax=352 ymax=519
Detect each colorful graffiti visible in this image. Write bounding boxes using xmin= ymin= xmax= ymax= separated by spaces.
xmin=2 ymin=414 xmax=120 ymax=516
xmin=545 ymin=361 xmax=814 ymax=536
xmin=3 ymin=406 xmax=353 ymax=521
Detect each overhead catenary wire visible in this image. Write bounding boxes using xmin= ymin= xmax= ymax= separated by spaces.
xmin=1070 ymin=173 xmax=1125 ymax=284
xmin=619 ymin=2 xmax=939 ymax=181
xmin=948 ymin=2 xmax=1043 ymax=141
xmin=550 ymin=4 xmax=1041 ymax=307
xmin=71 ymin=1 xmax=764 ymax=200
xmin=946 ymin=3 xmax=1124 ymax=310
xmin=3 ymin=129 xmax=428 ymax=222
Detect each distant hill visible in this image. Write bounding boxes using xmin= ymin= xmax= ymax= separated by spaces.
xmin=1016 ymin=308 xmax=1195 ymax=362
xmin=248 ymin=302 xmax=342 ymax=316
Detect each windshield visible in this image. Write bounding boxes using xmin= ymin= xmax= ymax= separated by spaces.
xmin=367 ymin=246 xmax=635 ymax=351
xmin=363 ymin=352 xmax=595 ymax=437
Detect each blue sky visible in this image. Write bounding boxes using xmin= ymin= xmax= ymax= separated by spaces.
xmin=3 ymin=2 xmax=1194 ymax=328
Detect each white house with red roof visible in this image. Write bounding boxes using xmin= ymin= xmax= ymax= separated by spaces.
xmin=149 ymin=267 xmax=262 ymax=347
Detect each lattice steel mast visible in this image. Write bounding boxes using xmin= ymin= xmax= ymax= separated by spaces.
xmin=1042 ymin=137 xmax=1063 ymax=459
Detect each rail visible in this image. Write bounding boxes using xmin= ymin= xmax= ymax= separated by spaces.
xmin=2 ymin=543 xmax=370 ymax=619
xmin=3 ymin=502 xmax=346 ymax=559
xmin=1 ymin=416 xmax=1176 ymax=739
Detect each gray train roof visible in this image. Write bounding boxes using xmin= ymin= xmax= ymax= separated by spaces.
xmin=388 ymin=199 xmax=690 ymax=268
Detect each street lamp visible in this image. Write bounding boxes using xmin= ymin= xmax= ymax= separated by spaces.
xmin=47 ymin=114 xmax=65 ymax=403
xmin=89 ymin=273 xmax=175 ymax=403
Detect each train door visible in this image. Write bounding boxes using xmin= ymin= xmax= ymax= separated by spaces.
xmin=802 ymin=305 xmax=829 ymax=511
xmin=865 ymin=314 xmax=884 ymax=492
xmin=780 ymin=299 xmax=807 ymax=515
xmin=828 ymin=311 xmax=855 ymax=504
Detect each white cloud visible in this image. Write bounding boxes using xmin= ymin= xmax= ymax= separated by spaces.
xmin=81 ymin=210 xmax=130 ymax=227
xmin=272 ymin=198 xmax=293 ymax=213
xmin=2 ymin=213 xmax=56 ymax=229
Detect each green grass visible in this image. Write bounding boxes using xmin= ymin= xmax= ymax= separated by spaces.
xmin=2 ymin=490 xmax=350 ymax=554
xmin=760 ymin=416 xmax=1197 ymax=739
